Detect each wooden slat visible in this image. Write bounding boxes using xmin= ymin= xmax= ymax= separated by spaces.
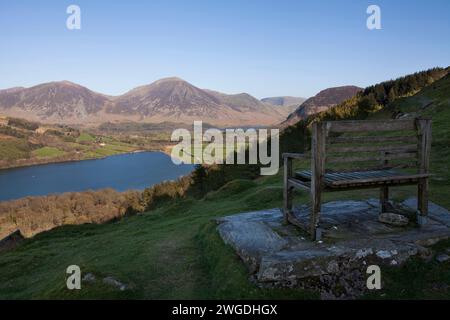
xmin=328 ymin=135 xmax=418 ymax=145
xmin=310 ymin=122 xmax=326 ymax=240
xmin=296 ymin=170 xmax=311 ymax=179
xmin=333 ymin=162 xmax=418 ymax=172
xmin=380 ymin=186 xmax=389 ymax=213
xmin=326 ymin=120 xmax=416 ymax=133
xmin=329 ymin=173 xmax=430 ymax=187
xmin=354 ymin=170 xmax=396 ymax=178
xmin=327 ymin=152 xmax=417 ymax=164
xmin=418 ymin=119 xmax=432 ymax=174
xmin=288 ymin=178 xmax=311 ymax=191
xmin=283 ymin=156 xmax=293 ymax=222
xmin=327 ymin=144 xmax=417 ymax=154
xmin=297 ymin=169 xmax=406 ymax=184
xmin=322 ymin=173 xmax=343 ymax=182
xmin=417 ymin=119 xmax=432 ymax=217
xmin=326 ymin=172 xmax=352 ymax=181
xmin=282 ymin=152 xmax=307 ymax=160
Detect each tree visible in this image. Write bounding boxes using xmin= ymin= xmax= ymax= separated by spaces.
xmin=359 ymin=94 xmax=378 ymax=115
xmin=191 ymin=164 xmax=208 ymax=195
xmin=387 ymin=87 xmax=397 ymax=103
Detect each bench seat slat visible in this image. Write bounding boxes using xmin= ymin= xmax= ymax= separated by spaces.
xmin=295 ymin=170 xmax=429 ymax=189
xmin=288 ymin=178 xmax=310 ymax=190
xmin=327 ymin=152 xmax=417 ymax=164
xmin=330 ymin=173 xmax=430 ymax=187
xmin=329 ymin=162 xmax=419 ymax=172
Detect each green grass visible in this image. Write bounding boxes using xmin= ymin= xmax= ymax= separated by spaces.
xmin=0 ymin=124 xmax=141 ymax=167
xmin=0 ymin=165 xmax=448 ymax=299
xmin=0 ymin=163 xmax=445 ymax=299
xmin=32 ymin=147 xmax=66 ymax=158
xmin=386 ymin=74 xmax=450 ymax=209
xmin=0 ymin=139 xmax=31 ymax=161
xmin=81 ymin=142 xmax=136 ymax=159
xmin=0 ymin=175 xmax=318 ymax=299
xmin=76 ymin=133 xmax=95 ymax=143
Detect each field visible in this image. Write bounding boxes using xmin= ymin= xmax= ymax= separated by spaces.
xmin=32 ymin=147 xmax=66 ymax=158
xmin=0 ymin=119 xmax=143 ymax=169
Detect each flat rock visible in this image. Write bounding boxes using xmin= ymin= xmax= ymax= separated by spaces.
xmin=217 ymin=210 xmax=288 ymax=272
xmin=103 ymin=276 xmax=129 ymax=291
xmin=436 ymin=254 xmax=450 ymax=263
xmin=216 ymin=198 xmax=450 ymax=298
xmin=378 ymin=212 xmax=409 ymax=227
xmin=82 ymin=273 xmax=96 ymax=283
xmin=402 ymin=197 xmax=450 ymax=227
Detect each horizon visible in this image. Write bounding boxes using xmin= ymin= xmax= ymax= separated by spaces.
xmin=0 ymin=70 xmax=436 ymax=99
xmin=1 ymin=0 xmax=449 ymax=99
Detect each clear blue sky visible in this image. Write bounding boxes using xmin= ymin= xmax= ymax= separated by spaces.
xmin=0 ymin=0 xmax=449 ymax=98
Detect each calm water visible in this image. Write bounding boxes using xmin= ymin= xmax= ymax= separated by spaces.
xmin=0 ymin=152 xmax=194 ymax=202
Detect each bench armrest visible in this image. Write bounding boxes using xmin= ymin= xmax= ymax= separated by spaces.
xmin=282 ymin=153 xmax=307 ymax=160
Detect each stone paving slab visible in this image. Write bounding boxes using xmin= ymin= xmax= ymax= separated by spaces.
xmin=216 ymin=198 xmax=450 ymax=296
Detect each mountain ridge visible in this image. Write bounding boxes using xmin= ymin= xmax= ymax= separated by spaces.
xmin=0 ymin=78 xmax=292 ymax=127
xmin=261 ymin=96 xmax=306 ymax=107
xmin=281 ymin=85 xmax=363 ymax=127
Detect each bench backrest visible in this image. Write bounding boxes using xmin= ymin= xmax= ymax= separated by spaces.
xmin=311 ymin=118 xmax=432 ymax=175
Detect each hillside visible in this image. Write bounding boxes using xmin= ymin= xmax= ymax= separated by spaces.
xmin=261 ymin=96 xmax=306 ymax=115
xmin=0 ymin=116 xmax=141 ymax=169
xmin=281 ymin=86 xmax=362 ymax=127
xmin=0 ymin=81 xmax=110 ymax=124
xmin=0 ymin=78 xmax=290 ymax=127
xmin=1 ymin=68 xmax=450 ymax=299
xmin=261 ymin=96 xmax=306 ymax=107
xmin=261 ymin=96 xmax=307 ymax=118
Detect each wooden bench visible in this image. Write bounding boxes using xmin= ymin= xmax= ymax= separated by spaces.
xmin=283 ymin=118 xmax=432 ymax=240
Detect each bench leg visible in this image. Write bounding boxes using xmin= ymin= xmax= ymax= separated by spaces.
xmin=310 ymin=188 xmax=322 ymax=241
xmin=417 ymin=178 xmax=429 ymax=226
xmin=283 ymin=186 xmax=293 ymax=224
xmin=283 ymin=157 xmax=293 ymax=224
xmin=380 ymin=186 xmax=389 ymax=213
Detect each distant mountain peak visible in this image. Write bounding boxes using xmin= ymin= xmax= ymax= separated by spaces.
xmin=153 ymin=76 xmax=186 ymax=83
xmin=261 ymin=96 xmax=306 ymax=107
xmin=0 ymin=77 xmax=293 ymax=127
xmin=281 ymin=85 xmax=362 ymax=127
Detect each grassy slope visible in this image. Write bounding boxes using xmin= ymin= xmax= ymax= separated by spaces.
xmin=32 ymin=146 xmax=67 ymax=158
xmin=1 ymin=76 xmax=450 ymax=299
xmin=0 ymin=139 xmax=30 ymax=161
xmin=0 ymin=120 xmax=140 ymax=167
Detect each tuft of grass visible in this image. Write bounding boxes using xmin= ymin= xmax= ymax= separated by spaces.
xmin=0 ymin=139 xmax=31 ymax=161
xmin=205 ymin=179 xmax=257 ymax=201
xmin=76 ymin=133 xmax=95 ymax=143
xmin=32 ymin=147 xmax=66 ymax=158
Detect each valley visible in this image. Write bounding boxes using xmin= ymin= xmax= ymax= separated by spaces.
xmin=1 ymin=67 xmax=449 ymax=299
xmin=0 ymin=116 xmax=147 ymax=170
xmin=0 ymin=77 xmax=367 ymax=170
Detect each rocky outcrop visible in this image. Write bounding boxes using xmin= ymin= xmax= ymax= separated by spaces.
xmin=0 ymin=230 xmax=24 ymax=253
xmin=216 ymin=198 xmax=450 ymax=299
xmin=281 ymin=86 xmax=362 ymax=127
xmin=378 ymin=212 xmax=409 ymax=226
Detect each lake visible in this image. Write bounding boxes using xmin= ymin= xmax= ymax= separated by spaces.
xmin=0 ymin=152 xmax=195 ymax=202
